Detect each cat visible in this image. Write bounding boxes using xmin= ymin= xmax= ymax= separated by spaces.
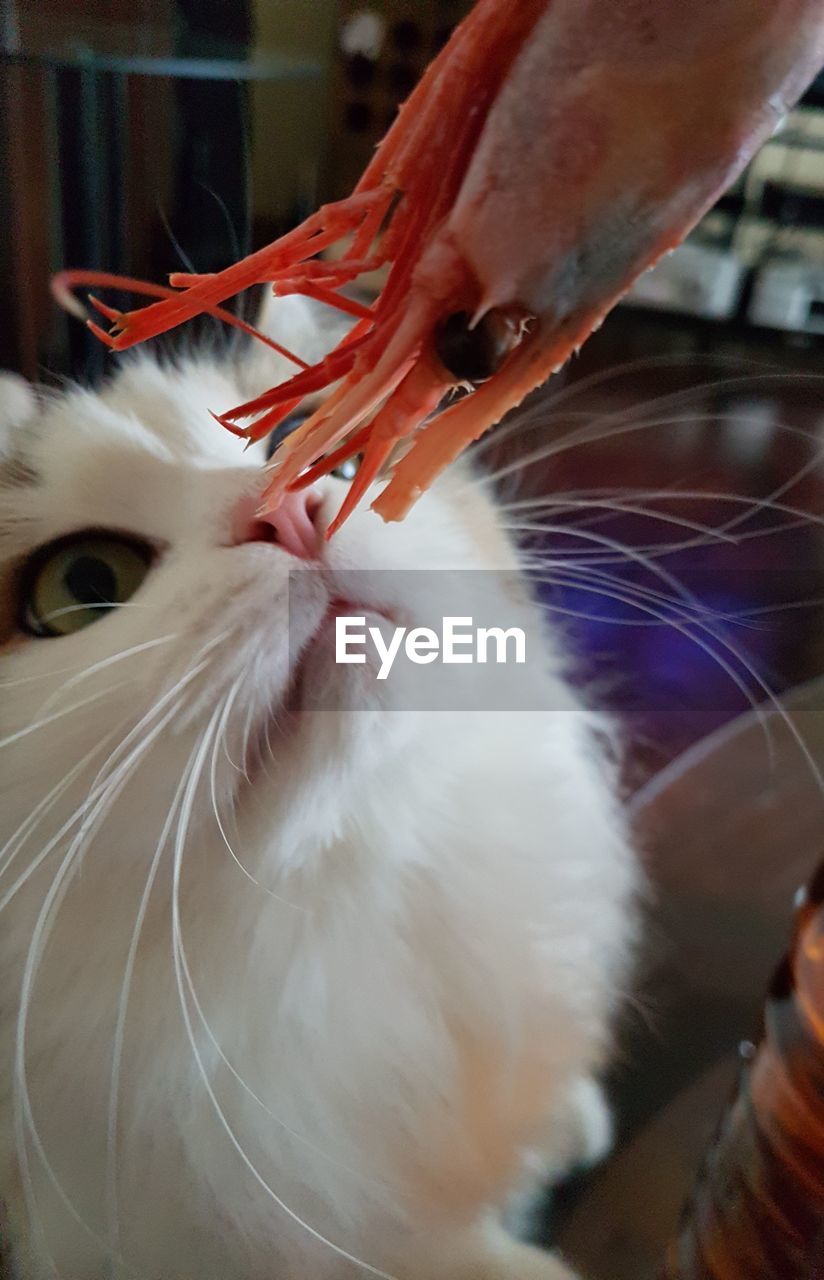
xmin=0 ymin=296 xmax=637 ymax=1280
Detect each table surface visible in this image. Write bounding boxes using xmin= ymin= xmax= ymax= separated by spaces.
xmin=554 ymin=678 xmax=824 ymax=1278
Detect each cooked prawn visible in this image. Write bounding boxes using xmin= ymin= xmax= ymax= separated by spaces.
xmin=56 ymin=0 xmax=824 ymax=535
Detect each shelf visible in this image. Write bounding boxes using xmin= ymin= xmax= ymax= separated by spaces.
xmin=0 ymin=46 xmax=322 ymax=81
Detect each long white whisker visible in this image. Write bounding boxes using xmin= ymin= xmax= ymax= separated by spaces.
xmin=180 ymin=690 xmax=386 ymax=1192
xmin=503 ymin=499 xmax=735 ymax=543
xmin=525 ymin=516 xmax=781 ymax=724
xmin=12 ymin=703 xmax=184 ymax=1265
xmin=474 ymin=353 xmax=815 ymax=458
xmin=105 ymin=714 xmax=193 ymax=1257
xmin=544 ymin=561 xmax=824 ymax=803
xmin=171 ymin=708 xmax=397 ymax=1280
xmin=478 ymin=391 xmax=824 ymax=493
xmin=544 ymin=565 xmax=772 ymax=715
xmin=9 ymin=639 xmax=232 ymax=1259
xmin=0 ymin=740 xmax=114 ymax=884
xmin=518 ymin=511 xmax=818 ymax=569
xmin=0 ymin=685 xmax=121 ymax=752
xmin=9 ymin=661 xmax=217 ymax=914
xmin=0 ymin=633 xmax=177 ymax=692
xmin=36 ymin=601 xmax=160 ymax=624
xmin=209 ymin=679 xmax=305 ymax=910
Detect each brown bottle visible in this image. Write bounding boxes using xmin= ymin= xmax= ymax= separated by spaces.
xmin=662 ymin=864 xmax=824 ymax=1279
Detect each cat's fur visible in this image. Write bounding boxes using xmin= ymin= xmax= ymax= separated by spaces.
xmin=0 ymin=301 xmax=637 ymax=1279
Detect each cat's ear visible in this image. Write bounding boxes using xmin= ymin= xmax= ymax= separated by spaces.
xmin=0 ymin=373 xmax=36 ymax=455
xmin=238 ymin=290 xmax=354 ymax=403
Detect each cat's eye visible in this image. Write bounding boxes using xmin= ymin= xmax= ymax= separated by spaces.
xmin=268 ymin=412 xmax=361 ymax=481
xmin=19 ymin=533 xmax=153 ymax=638
xmin=331 ymin=455 xmax=362 ymax=481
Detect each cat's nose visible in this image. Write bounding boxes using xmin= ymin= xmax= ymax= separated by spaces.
xmin=231 ymin=488 xmax=323 ymax=560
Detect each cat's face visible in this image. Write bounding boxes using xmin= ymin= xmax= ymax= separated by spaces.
xmin=0 ymin=340 xmax=536 ymax=880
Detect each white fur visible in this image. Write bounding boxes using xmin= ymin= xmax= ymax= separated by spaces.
xmin=0 ymin=308 xmax=637 ymax=1280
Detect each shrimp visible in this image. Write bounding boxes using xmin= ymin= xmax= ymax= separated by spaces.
xmin=59 ymin=0 xmax=824 ymax=534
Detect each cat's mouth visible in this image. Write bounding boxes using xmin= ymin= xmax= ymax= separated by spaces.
xmin=241 ymin=590 xmax=398 ymax=780
xmin=325 ymin=595 xmax=397 ymax=627
xmin=235 ymin=581 xmax=401 ymax=778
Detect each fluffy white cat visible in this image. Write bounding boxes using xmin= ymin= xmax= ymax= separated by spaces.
xmin=0 ymin=299 xmax=637 ymax=1280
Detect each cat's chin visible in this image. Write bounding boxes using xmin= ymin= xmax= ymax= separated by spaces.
xmin=286 ymin=602 xmax=397 ymax=715
xmin=238 ymin=596 xmax=396 ymax=791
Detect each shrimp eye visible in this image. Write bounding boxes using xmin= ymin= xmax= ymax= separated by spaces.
xmin=19 ymin=532 xmax=153 ymax=638
xmin=434 ymin=309 xmax=519 ymax=384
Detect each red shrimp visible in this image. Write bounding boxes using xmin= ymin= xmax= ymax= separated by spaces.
xmin=58 ymin=0 xmax=824 ymax=532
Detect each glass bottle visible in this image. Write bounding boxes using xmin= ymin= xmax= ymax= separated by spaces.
xmin=662 ymin=863 xmax=824 ymax=1279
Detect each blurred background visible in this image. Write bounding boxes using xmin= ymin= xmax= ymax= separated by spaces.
xmin=3 ymin=0 xmax=824 ymax=780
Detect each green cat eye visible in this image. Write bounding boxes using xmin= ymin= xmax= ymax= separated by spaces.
xmin=332 ymin=455 xmax=362 ymax=481
xmin=20 ymin=533 xmax=153 ymax=638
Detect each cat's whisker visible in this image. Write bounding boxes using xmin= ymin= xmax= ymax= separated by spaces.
xmin=223 ymin=672 xmax=253 ymax=778
xmin=544 ymin=565 xmax=773 ymax=717
xmin=172 ymin=690 xmax=391 ymax=1193
xmin=541 ymin=562 xmax=761 ymax=631
xmin=9 ymin=626 xmax=232 ymax=1257
xmin=709 ymin=441 xmax=824 ymax=544
xmin=209 ymin=679 xmax=306 ymax=909
xmin=0 ymin=737 xmax=117 ymax=885
xmin=0 ymin=633 xmax=177 ymax=691
xmin=513 ymin=508 xmax=779 ymax=748
xmin=169 ymin=704 xmax=398 ymax=1280
xmin=229 ymin=652 xmax=264 ymax=782
xmin=534 ymin=592 xmax=692 ymax=628
xmin=14 ymin=640 xmax=234 ymax=1257
xmin=0 ymin=684 xmax=125 ymax=752
xmin=735 ymin=594 xmax=824 ymax=619
xmin=531 ymin=366 xmax=824 ymax=438
xmin=477 ymin=391 xmax=824 ymax=495
xmin=493 ymin=376 xmax=824 ymax=804
xmin=62 ymin=650 xmax=224 ymax=873
xmin=541 ymin=560 xmax=824 ymax=803
xmin=35 ymin=635 xmax=178 ymax=719
xmin=502 ymin=500 xmax=735 ymax=543
xmin=8 ymin=642 xmax=232 ymax=1248
xmin=520 ymin=518 xmax=712 ymax=617
xmin=518 ymin=511 xmax=818 ymax=569
xmin=36 ymin=601 xmax=161 ymax=623
xmin=105 ymin=714 xmax=196 ymax=1258
xmin=473 ymin=351 xmax=814 ymax=459
xmin=500 ymin=486 xmax=824 ymax=541
xmin=13 ymin=699 xmax=187 ymax=1265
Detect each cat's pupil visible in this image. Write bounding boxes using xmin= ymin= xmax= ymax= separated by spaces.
xmin=64 ymin=556 xmax=117 ymax=607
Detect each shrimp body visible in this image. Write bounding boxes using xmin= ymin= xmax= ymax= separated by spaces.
xmin=63 ymin=0 xmax=824 ymax=529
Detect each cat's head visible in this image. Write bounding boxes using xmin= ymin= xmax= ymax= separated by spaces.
xmin=0 ymin=300 xmax=553 ymax=878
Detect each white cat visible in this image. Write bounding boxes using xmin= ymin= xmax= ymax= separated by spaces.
xmin=0 ymin=299 xmax=637 ymax=1280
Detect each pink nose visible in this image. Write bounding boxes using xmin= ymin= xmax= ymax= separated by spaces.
xmin=231 ymin=488 xmax=322 ymax=560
